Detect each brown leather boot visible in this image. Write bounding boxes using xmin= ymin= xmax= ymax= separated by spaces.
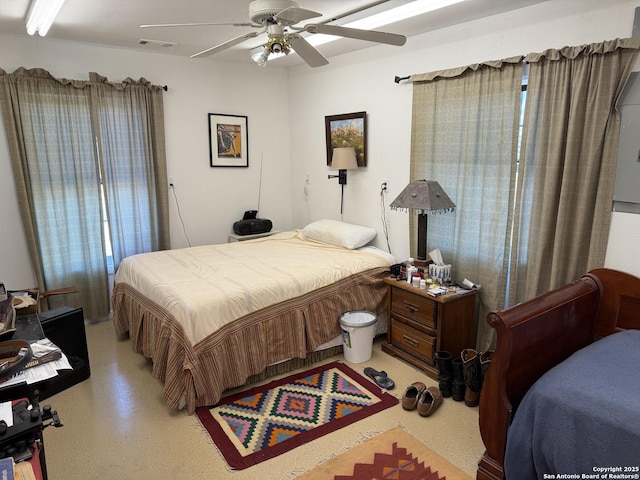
xmin=462 ymin=349 xmax=481 ymax=407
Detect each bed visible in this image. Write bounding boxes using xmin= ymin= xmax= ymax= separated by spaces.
xmin=111 ymin=220 xmax=394 ymax=413
xmin=477 ymin=268 xmax=640 ymax=480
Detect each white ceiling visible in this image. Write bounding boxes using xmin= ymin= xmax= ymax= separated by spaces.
xmin=0 ymin=0 xmax=549 ymax=68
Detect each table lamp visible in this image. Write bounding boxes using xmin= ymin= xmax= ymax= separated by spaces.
xmin=390 ymin=179 xmax=456 ymax=261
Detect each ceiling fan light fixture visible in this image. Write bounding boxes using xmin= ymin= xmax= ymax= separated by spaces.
xmin=267 ymin=37 xmax=290 ymax=55
xmin=254 ymin=46 xmax=271 ymax=66
xmin=251 ymin=35 xmax=290 ymax=66
xmin=26 ymin=0 xmax=67 ymax=36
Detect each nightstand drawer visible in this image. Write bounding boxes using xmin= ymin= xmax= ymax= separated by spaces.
xmin=391 ymin=287 xmax=437 ymax=329
xmin=390 ymin=320 xmax=435 ymax=364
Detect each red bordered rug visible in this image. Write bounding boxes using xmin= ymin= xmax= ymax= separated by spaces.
xmin=196 ymin=361 xmax=399 ymax=470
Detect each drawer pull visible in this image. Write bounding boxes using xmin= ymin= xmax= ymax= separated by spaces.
xmin=402 ymin=335 xmax=419 ymax=348
xmin=403 ymin=301 xmax=420 ymax=313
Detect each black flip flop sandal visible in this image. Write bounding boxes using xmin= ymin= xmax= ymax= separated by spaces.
xmin=364 ymin=367 xmax=395 ymax=390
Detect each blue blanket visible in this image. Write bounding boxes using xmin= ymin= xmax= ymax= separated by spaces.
xmin=504 ymin=329 xmax=640 ymax=480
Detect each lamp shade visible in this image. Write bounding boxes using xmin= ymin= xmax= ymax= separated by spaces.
xmin=330 ymin=147 xmax=359 ymax=170
xmin=390 ymin=179 xmax=455 ymax=214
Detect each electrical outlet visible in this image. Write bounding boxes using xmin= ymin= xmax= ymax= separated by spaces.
xmin=381 ymin=180 xmax=388 ymax=192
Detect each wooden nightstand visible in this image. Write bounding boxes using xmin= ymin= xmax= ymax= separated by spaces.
xmin=381 ymin=277 xmax=479 ymax=380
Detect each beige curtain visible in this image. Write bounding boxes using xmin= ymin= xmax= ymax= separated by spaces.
xmin=0 ymin=68 xmax=108 ymax=319
xmin=509 ymin=38 xmax=640 ymax=303
xmin=89 ymin=72 xmax=170 ymax=267
xmin=0 ymin=68 xmax=169 ymax=320
xmin=410 ymin=57 xmax=523 ymax=350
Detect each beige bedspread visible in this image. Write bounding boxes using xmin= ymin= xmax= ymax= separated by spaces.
xmin=112 ymin=231 xmax=391 ymax=412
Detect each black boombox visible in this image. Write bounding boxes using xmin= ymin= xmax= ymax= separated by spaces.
xmin=232 ymin=210 xmax=273 ymax=236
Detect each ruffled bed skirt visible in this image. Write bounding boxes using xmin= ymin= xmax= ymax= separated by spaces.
xmin=112 ymin=267 xmax=388 ymax=413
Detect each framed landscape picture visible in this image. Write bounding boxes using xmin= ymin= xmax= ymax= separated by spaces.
xmin=209 ymin=113 xmax=248 ymax=167
xmin=325 ymin=111 xmax=367 ymax=167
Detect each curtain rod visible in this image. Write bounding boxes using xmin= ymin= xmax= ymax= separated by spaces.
xmin=394 ymin=75 xmax=410 ymax=84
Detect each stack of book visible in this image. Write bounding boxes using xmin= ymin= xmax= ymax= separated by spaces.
xmin=1 ymin=451 xmax=39 ymax=479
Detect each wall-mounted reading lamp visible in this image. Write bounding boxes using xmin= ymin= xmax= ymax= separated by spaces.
xmin=328 ymin=147 xmax=359 ymax=215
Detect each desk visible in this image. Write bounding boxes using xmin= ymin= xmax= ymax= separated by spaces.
xmin=0 ymin=306 xmax=90 ymax=403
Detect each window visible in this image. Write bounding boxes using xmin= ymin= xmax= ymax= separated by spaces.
xmin=1 ymin=69 xmax=169 ymax=319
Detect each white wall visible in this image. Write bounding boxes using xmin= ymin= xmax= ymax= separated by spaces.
xmin=2 ymin=0 xmax=640 ymax=290
xmin=288 ymin=0 xmax=640 ymax=276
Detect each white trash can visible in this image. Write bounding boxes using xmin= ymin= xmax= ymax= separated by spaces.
xmin=339 ymin=310 xmax=377 ymax=364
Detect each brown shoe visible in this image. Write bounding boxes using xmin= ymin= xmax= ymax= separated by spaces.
xmin=417 ymin=386 xmax=443 ymax=417
xmin=401 ymin=382 xmax=427 ymax=410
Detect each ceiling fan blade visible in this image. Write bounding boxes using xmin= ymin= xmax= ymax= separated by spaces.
xmin=287 ymin=34 xmax=329 ymax=68
xmin=275 ymin=7 xmax=322 ymax=25
xmin=141 ymin=22 xmax=255 ymax=28
xmin=191 ymin=31 xmax=261 ymax=58
xmin=304 ymin=24 xmax=406 ymax=46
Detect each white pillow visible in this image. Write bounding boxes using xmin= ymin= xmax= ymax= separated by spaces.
xmin=302 ymin=219 xmax=377 ymax=249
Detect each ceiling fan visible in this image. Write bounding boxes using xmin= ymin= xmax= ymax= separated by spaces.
xmin=141 ymin=0 xmax=407 ymax=67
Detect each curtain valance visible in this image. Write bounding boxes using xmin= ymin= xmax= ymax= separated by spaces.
xmin=0 ymin=66 xmax=91 ymax=88
xmin=524 ymin=37 xmax=640 ymax=63
xmin=408 ymin=56 xmax=522 ymax=83
xmin=407 ymin=37 xmax=640 ymax=84
xmin=0 ymin=67 xmax=164 ymax=92
xmin=89 ymin=72 xmax=165 ymax=92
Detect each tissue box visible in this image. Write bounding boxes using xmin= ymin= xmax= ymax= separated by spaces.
xmin=428 ymin=264 xmax=452 ymax=283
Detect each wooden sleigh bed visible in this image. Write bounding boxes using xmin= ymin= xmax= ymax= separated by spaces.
xmin=111 ymin=221 xmax=394 ymax=413
xmin=477 ymin=268 xmax=640 ymax=480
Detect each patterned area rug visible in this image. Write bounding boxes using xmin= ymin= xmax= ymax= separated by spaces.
xmin=196 ymin=361 xmax=398 ymax=470
xmin=298 ymin=427 xmax=473 ymax=480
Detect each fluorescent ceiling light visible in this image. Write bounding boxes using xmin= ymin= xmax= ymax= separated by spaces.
xmin=307 ymin=0 xmax=466 ymax=48
xmin=26 ymin=0 xmax=67 ymax=36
